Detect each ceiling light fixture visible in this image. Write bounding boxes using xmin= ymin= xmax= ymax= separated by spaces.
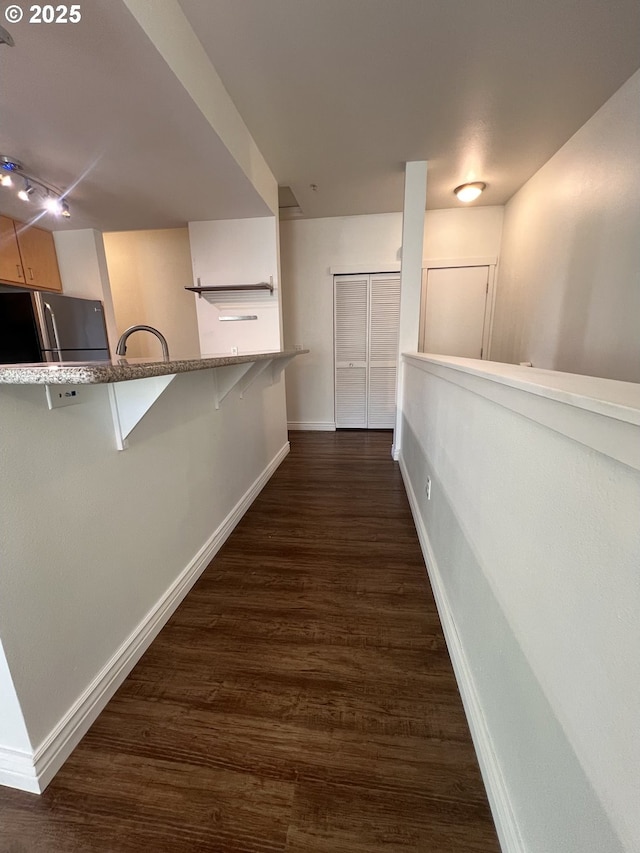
xmin=1 ymin=154 xmax=70 ymax=217
xmin=454 ymin=181 xmax=486 ymax=203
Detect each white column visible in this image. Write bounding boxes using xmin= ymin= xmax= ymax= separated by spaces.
xmin=393 ymin=161 xmax=427 ymax=458
xmin=53 ymin=229 xmax=119 ymax=356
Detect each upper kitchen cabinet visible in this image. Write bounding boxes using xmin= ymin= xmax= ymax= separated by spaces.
xmin=0 ymin=215 xmax=26 ymax=285
xmin=15 ymin=221 xmax=63 ymax=291
xmin=0 ymin=216 xmax=63 ymax=292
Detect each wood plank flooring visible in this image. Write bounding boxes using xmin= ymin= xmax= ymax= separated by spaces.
xmin=0 ymin=430 xmax=500 ymax=852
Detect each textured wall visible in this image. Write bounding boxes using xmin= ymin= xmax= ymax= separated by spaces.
xmin=103 ymin=228 xmax=200 ymax=360
xmin=0 ymin=369 xmax=287 ymax=754
xmin=281 ymin=207 xmax=503 ymax=428
xmin=188 ymin=217 xmax=281 ymax=356
xmin=400 ymin=355 xmax=640 ymax=851
xmin=492 ymin=70 xmax=640 ymax=381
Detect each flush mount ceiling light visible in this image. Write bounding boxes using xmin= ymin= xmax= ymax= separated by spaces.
xmin=454 ymin=181 xmax=486 ymax=203
xmin=0 ymin=154 xmax=71 ymax=218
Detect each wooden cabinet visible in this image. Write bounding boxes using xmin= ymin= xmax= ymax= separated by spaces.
xmin=0 ymin=216 xmax=63 ymax=292
xmin=15 ymin=223 xmax=63 ymax=291
xmin=0 ymin=215 xmax=26 ymax=285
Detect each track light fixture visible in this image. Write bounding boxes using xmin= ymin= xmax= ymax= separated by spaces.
xmin=0 ymin=155 xmax=70 ymax=218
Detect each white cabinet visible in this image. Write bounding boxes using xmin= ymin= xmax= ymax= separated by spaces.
xmin=334 ymin=273 xmax=400 ymax=428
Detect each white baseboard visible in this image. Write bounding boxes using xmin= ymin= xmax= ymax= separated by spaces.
xmin=3 ymin=442 xmax=290 ymax=795
xmin=287 ymin=421 xmax=336 ymax=431
xmin=0 ymin=746 xmax=40 ymax=794
xmin=399 ymin=454 xmax=524 ymax=853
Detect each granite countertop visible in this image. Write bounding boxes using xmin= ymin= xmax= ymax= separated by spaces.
xmin=0 ymin=349 xmax=307 ymax=385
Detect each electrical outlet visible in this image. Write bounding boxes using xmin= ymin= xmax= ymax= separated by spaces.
xmin=45 ymin=385 xmax=82 ymax=410
xmin=231 ymin=346 xmax=238 ymax=355
xmin=426 ymin=477 xmax=432 ymax=500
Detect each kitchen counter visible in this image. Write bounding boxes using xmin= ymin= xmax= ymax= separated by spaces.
xmin=0 ymin=349 xmax=307 ymax=385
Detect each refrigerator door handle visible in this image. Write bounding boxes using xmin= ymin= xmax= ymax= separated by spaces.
xmin=43 ymin=302 xmax=63 ymax=362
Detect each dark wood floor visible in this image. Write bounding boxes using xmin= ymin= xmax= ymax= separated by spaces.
xmin=0 ymin=430 xmax=500 ymax=852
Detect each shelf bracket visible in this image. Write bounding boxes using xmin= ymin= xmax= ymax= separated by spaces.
xmin=213 ymin=353 xmax=298 ymax=408
xmin=238 ymin=360 xmax=272 ymax=398
xmin=271 ymin=354 xmax=295 ymax=385
xmin=109 ymin=374 xmax=176 ymax=450
xmin=213 ymin=362 xmax=253 ymax=409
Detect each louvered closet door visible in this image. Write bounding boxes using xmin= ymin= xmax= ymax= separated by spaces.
xmin=335 ymin=277 xmax=368 ymax=427
xmin=368 ymin=275 xmax=401 ymax=428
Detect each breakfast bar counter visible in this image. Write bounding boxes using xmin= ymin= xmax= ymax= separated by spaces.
xmin=0 ymin=349 xmax=307 ymax=385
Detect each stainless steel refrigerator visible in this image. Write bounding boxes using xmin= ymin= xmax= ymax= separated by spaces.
xmin=0 ymin=291 xmax=110 ymax=363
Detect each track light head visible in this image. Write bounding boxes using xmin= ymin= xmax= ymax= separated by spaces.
xmin=43 ymin=194 xmax=63 ymax=215
xmin=18 ymin=182 xmax=34 ymax=202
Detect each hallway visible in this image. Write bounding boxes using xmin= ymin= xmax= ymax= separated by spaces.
xmin=0 ymin=431 xmax=499 ymax=852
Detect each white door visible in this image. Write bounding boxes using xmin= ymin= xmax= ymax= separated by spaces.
xmin=334 ymin=274 xmax=400 ymax=428
xmin=420 ymin=266 xmax=489 ymax=359
xmin=368 ymin=275 xmax=401 ymax=428
xmin=335 ymin=276 xmax=368 ymax=427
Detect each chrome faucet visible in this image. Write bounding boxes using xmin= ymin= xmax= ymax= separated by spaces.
xmin=116 ymin=325 xmax=170 ymax=361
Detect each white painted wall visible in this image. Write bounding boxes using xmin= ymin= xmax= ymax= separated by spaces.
xmin=281 ymin=207 xmax=504 ymax=428
xmin=399 ymin=354 xmax=640 ymax=852
xmin=0 ymin=365 xmax=288 ymax=787
xmin=53 ymin=229 xmax=119 ymax=355
xmin=103 ymin=228 xmax=200 ymax=359
xmin=492 ymin=69 xmax=640 ymax=382
xmin=189 ymin=217 xmax=281 ymax=355
xmin=423 ymin=206 xmax=504 ymax=262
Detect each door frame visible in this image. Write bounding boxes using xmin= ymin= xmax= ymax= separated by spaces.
xmin=419 ymin=256 xmax=498 ymax=360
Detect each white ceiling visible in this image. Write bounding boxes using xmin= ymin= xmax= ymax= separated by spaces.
xmin=178 ymin=0 xmax=640 ymax=218
xmin=0 ymin=0 xmax=639 ymax=229
xmin=0 ymin=1 xmax=271 ymax=231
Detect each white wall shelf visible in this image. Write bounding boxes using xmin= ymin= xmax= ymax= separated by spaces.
xmin=185 ymin=276 xmax=274 ymax=303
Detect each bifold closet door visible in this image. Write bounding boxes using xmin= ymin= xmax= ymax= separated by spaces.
xmin=334 ymin=274 xmax=400 ymax=429
xmin=335 ymin=276 xmax=368 ymax=427
xmin=368 ymin=275 xmax=401 ymax=428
